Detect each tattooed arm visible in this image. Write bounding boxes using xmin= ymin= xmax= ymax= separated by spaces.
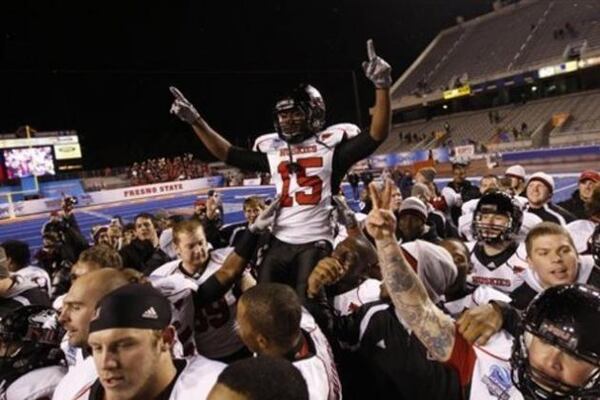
xmin=376 ymin=236 xmax=456 ymax=361
xmin=366 ymin=180 xmax=456 ymax=362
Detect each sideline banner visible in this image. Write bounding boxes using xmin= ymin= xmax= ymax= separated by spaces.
xmin=1 ymin=176 xmax=223 ymax=219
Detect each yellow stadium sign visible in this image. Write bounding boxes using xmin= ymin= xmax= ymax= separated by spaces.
xmin=443 ymin=85 xmax=471 ymax=100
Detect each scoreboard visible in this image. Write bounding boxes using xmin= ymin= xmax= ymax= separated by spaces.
xmin=0 ymin=131 xmax=83 ymax=182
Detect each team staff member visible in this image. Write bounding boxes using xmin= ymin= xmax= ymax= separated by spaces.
xmin=170 ymin=40 xmax=391 ymax=302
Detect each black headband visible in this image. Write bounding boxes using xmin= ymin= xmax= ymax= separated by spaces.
xmin=89 ymin=283 xmax=172 ymax=333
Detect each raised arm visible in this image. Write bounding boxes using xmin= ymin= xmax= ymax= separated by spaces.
xmin=363 ymin=39 xmax=391 ymax=142
xmin=169 ymin=87 xmax=269 ymax=171
xmin=170 ymin=87 xmax=232 ymax=161
xmin=366 ymin=181 xmax=456 ymax=361
xmin=194 ymin=199 xmax=279 ymax=305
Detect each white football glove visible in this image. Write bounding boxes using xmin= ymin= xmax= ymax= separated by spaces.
xmin=169 ymin=86 xmax=200 ymax=125
xmin=362 ymin=39 xmax=392 ymax=89
xmin=249 ymin=197 xmax=280 ymax=233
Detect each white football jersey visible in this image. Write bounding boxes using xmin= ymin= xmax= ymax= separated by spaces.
xmin=14 ymin=266 xmax=52 ymax=296
xmin=443 ymin=286 xmax=512 ymax=317
xmin=567 ymin=219 xmax=597 ymax=254
xmin=151 ymin=248 xmax=246 ymax=359
xmin=470 ymin=331 xmax=523 ymax=400
xmin=2 ymin=365 xmax=66 ymax=400
xmin=333 ymin=279 xmax=381 ymax=316
xmin=467 ymin=242 xmax=528 ymax=293
xmin=253 ymin=124 xmax=360 ymax=244
xmin=63 ymin=356 xmax=225 ymax=400
xmin=52 ymin=356 xmax=97 ymax=400
xmin=294 ymin=310 xmax=342 ymax=400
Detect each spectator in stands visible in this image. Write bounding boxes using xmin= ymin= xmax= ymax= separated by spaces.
xmin=504 ymin=164 xmax=527 ymax=196
xmin=525 ymin=172 xmax=576 ymax=225
xmin=208 ymin=356 xmax=309 ymax=400
xmin=559 ymin=170 xmax=600 ymax=220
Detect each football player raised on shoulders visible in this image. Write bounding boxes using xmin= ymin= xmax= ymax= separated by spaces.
xmin=169 ymin=39 xmax=392 ymax=303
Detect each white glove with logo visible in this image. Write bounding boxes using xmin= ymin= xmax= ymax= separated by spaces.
xmin=169 ymin=86 xmax=200 ymax=125
xmin=362 ymin=39 xmax=392 ymax=89
xmin=249 ymin=197 xmax=280 ymax=233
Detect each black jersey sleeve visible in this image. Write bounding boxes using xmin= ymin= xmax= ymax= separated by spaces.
xmin=193 ymin=275 xmax=230 ymax=307
xmin=331 ymin=132 xmax=383 ymax=192
xmin=225 ymin=146 xmax=270 ymax=172
xmin=333 ymin=131 xmax=382 ymax=173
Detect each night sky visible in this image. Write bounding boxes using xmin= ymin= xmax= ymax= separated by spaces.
xmin=1 ymin=0 xmax=494 ymax=170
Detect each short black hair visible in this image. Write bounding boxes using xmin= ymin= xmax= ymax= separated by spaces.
xmin=1 ymin=240 xmax=30 ymax=269
xmin=239 ymin=283 xmax=301 ymax=349
xmin=216 ymin=356 xmax=308 ymax=400
xmin=133 ymin=213 xmax=155 ymax=227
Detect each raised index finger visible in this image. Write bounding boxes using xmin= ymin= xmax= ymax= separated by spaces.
xmin=169 ymin=86 xmax=187 ymax=102
xmin=366 ymin=39 xmax=377 ymax=60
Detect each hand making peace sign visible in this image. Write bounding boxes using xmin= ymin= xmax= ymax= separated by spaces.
xmin=365 ymin=179 xmax=398 ymax=241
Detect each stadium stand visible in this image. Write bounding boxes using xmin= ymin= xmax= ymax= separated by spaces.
xmin=393 ymin=0 xmax=600 ymax=102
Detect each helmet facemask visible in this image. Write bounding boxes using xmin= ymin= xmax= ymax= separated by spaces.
xmin=274 ymin=103 xmax=312 ymax=144
xmin=512 ymin=331 xmax=600 ymax=399
xmin=273 ymin=84 xmax=326 ymax=144
xmin=473 ymin=211 xmax=513 ymax=244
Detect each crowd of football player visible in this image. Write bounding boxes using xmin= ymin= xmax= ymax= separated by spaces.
xmin=1 ymin=162 xmax=600 ymax=399
xmin=2 ymin=41 xmax=600 ymax=399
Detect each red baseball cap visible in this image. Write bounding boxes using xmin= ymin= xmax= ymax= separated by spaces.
xmin=579 ymin=170 xmax=600 ymax=183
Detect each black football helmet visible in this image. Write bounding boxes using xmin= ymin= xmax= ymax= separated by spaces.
xmin=0 ymin=305 xmax=65 ymax=377
xmin=273 ymin=84 xmax=326 ymax=144
xmin=511 ymin=284 xmax=600 ymax=400
xmin=588 ymin=224 xmax=600 ymax=267
xmin=512 ymin=284 xmax=600 ymax=399
xmin=472 ymin=191 xmax=522 ymax=243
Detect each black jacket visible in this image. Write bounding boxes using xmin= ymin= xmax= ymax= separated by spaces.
xmin=558 ymin=190 xmax=587 ymax=220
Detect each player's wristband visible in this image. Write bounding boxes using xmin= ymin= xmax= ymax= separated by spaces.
xmin=234 ymin=229 xmax=260 ymax=260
